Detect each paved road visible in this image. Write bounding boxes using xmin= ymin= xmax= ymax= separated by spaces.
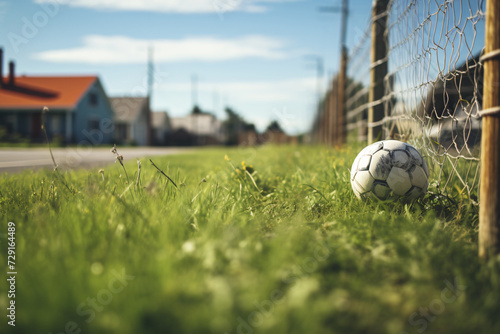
xmin=0 ymin=147 xmax=191 ymax=174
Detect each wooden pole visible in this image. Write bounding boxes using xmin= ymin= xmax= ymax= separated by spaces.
xmin=313 ymin=102 xmax=321 ymax=144
xmin=368 ymin=0 xmax=389 ymax=144
xmin=324 ymin=90 xmax=330 ymax=145
xmin=328 ymin=89 xmax=334 ymax=146
xmin=329 ymin=78 xmax=338 ymax=146
xmin=316 ymin=57 xmax=325 ymax=144
xmin=319 ymin=105 xmax=325 ymax=144
xmin=337 ymin=47 xmax=347 ymax=146
xmin=479 ymin=0 xmax=500 ymax=259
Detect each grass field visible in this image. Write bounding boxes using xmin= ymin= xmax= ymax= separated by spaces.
xmin=0 ymin=144 xmax=499 ymax=334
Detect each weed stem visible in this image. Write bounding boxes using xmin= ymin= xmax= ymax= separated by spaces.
xmin=150 ymin=159 xmax=178 ymax=189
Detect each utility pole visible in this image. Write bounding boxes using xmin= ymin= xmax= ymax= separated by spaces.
xmin=191 ymin=74 xmax=199 ymax=145
xmin=319 ymin=0 xmax=349 ymax=52
xmin=212 ymin=90 xmax=221 ymax=141
xmin=338 ymin=0 xmax=348 ymax=146
xmin=305 ymin=56 xmax=325 ymax=143
xmin=147 ymin=46 xmax=154 ymax=146
xmin=191 ymin=74 xmax=198 ymax=108
xmin=314 ymin=57 xmax=324 ymax=111
xmin=316 ymin=58 xmax=326 ymax=144
xmin=320 ymin=0 xmax=349 ymax=146
xmin=147 ymin=46 xmax=154 ymax=100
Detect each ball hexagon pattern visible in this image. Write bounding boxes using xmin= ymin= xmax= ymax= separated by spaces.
xmin=350 ymin=140 xmax=429 ymax=201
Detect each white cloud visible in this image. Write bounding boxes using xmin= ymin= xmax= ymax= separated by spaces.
xmin=34 ymin=35 xmax=287 ymax=64
xmin=34 ymin=0 xmax=299 ymax=14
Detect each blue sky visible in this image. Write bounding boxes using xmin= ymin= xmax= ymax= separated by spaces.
xmin=0 ymin=0 xmax=375 ymax=134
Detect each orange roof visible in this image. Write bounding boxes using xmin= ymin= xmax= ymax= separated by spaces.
xmin=0 ymin=76 xmax=98 ymax=110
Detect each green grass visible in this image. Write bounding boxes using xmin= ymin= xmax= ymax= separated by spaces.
xmin=0 ymin=145 xmax=499 ymax=334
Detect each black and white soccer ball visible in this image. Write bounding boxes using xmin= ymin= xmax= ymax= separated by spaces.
xmin=350 ymin=140 xmax=429 ymax=202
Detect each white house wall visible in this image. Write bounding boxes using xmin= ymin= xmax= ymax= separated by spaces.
xmin=171 ymin=114 xmax=221 ymax=136
xmin=132 ymin=105 xmax=149 ymax=146
xmin=73 ymin=80 xmax=114 ymax=145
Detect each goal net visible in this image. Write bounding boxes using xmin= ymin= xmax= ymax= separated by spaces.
xmin=345 ymin=0 xmax=485 ymax=203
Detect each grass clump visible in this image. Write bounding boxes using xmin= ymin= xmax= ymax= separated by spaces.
xmin=0 ymin=144 xmax=498 ymax=334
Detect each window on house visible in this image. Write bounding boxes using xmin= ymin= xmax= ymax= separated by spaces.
xmin=51 ymin=114 xmax=61 ymax=135
xmin=5 ymin=115 xmax=16 ymax=134
xmin=89 ymin=119 xmax=99 ymax=130
xmin=116 ymin=124 xmax=128 ymax=141
xmin=89 ymin=93 xmax=98 ymax=106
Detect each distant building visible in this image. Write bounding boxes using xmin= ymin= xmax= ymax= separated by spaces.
xmin=110 ymin=97 xmax=151 ymax=146
xmin=0 ymin=52 xmax=114 ymax=144
xmin=170 ymin=112 xmax=223 ymax=145
xmin=238 ymin=130 xmax=260 ymax=146
xmin=261 ymin=120 xmax=297 ymax=144
xmin=239 ymin=127 xmax=298 ymax=146
xmin=151 ymin=111 xmax=171 ymax=145
xmin=262 ymin=130 xmax=297 ymax=144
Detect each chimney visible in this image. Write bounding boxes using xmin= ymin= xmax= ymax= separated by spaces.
xmin=8 ymin=60 xmax=14 ymax=86
xmin=0 ymin=48 xmax=3 ymax=87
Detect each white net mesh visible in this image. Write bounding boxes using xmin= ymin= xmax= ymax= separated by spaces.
xmin=345 ymin=0 xmax=485 ymax=203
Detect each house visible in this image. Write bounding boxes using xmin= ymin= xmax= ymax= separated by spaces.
xmin=110 ymin=97 xmax=151 ymax=146
xmin=151 ymin=111 xmax=171 ymax=145
xmin=165 ymin=128 xmax=195 ymax=146
xmin=238 ymin=129 xmax=259 ymax=146
xmin=169 ymin=111 xmax=223 ymax=145
xmin=261 ymin=120 xmax=297 ymax=144
xmin=262 ymin=130 xmax=297 ymax=144
xmin=0 ymin=50 xmax=114 ymax=144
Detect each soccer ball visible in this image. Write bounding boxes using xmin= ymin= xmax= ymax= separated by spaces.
xmin=350 ymin=140 xmax=429 ymax=202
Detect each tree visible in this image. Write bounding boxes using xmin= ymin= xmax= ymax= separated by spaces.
xmin=223 ymin=107 xmax=256 ymax=145
xmin=244 ymin=123 xmax=256 ymax=132
xmin=266 ymin=120 xmax=284 ymax=133
xmin=191 ymin=105 xmax=203 ymax=115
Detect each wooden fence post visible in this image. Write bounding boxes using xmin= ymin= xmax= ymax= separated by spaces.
xmin=368 ymin=0 xmax=389 ymax=144
xmin=328 ymin=87 xmax=335 ymax=146
xmin=324 ymin=111 xmax=328 ymax=144
xmin=479 ymin=0 xmax=500 ymax=258
xmin=331 ymin=77 xmax=338 ymax=146
xmin=337 ymin=48 xmax=347 ymax=146
xmin=324 ymin=90 xmax=331 ymax=145
xmin=318 ymin=108 xmax=323 ymax=144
